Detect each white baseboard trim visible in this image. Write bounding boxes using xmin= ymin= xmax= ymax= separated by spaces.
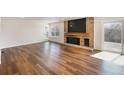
xmin=1 ymin=40 xmax=48 ymax=49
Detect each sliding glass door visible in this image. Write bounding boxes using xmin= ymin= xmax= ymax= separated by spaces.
xmin=103 ymin=22 xmax=123 ymax=54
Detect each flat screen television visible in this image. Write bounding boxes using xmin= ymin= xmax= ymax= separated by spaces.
xmin=68 ymin=18 xmax=86 ymax=33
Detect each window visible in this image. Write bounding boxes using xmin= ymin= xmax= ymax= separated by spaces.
xmin=50 ymin=26 xmax=59 ymax=37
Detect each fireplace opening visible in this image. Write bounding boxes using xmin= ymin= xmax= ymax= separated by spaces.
xmin=66 ymin=37 xmax=80 ymax=45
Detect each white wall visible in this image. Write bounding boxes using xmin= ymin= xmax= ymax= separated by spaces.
xmin=49 ymin=22 xmax=64 ymax=43
xmin=94 ymin=17 xmax=124 ymax=50
xmin=94 ymin=18 xmax=103 ymax=50
xmin=0 ymin=17 xmax=47 ymax=49
xmin=0 ymin=17 xmax=1 ymax=50
xmin=0 ymin=18 xmax=1 ymax=33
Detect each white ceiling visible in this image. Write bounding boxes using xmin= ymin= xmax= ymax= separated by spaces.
xmin=23 ymin=17 xmax=82 ymax=23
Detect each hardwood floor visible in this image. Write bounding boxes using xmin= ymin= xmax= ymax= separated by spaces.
xmin=1 ymin=41 xmax=124 ymax=75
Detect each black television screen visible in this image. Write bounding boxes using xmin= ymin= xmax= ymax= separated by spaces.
xmin=68 ymin=18 xmax=86 ymax=32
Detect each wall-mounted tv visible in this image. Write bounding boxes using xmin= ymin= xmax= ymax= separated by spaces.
xmin=68 ymin=18 xmax=86 ymax=33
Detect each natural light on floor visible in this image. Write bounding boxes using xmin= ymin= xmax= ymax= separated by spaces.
xmin=113 ymin=56 xmax=124 ymax=66
xmin=91 ymin=51 xmax=120 ymax=61
xmin=91 ymin=51 xmax=124 ymax=66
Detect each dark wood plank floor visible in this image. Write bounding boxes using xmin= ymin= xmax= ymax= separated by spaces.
xmin=1 ymin=41 xmax=124 ymax=75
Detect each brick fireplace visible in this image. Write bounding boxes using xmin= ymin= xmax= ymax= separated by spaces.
xmin=64 ymin=17 xmax=94 ymax=48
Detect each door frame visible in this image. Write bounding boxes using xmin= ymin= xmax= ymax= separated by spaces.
xmin=102 ymin=20 xmax=124 ymax=54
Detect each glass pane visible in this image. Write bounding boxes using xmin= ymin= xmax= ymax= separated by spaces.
xmin=104 ymin=22 xmax=122 ymax=53
xmin=104 ymin=23 xmax=121 ymax=43
xmin=122 ymin=23 xmax=124 ymax=54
